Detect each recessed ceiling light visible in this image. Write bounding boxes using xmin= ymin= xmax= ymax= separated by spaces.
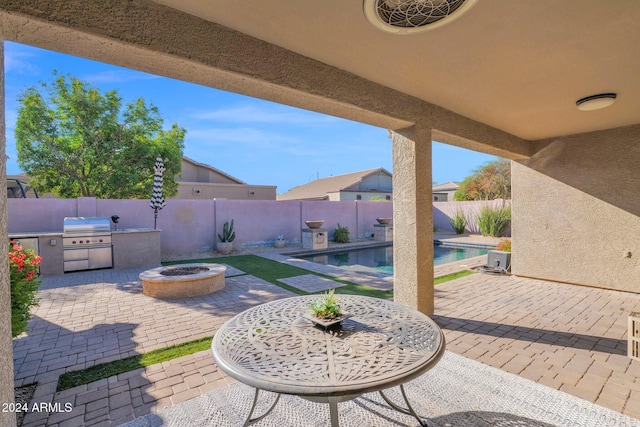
xmin=363 ymin=0 xmax=478 ymax=35
xmin=576 ymin=93 xmax=617 ymax=111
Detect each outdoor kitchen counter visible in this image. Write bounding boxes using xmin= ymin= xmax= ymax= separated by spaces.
xmin=10 ymin=232 xmax=64 ymax=276
xmin=111 ymin=228 xmax=161 ymax=269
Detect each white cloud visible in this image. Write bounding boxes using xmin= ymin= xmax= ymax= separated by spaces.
xmin=190 ymin=103 xmax=340 ymax=127
xmin=187 ymin=126 xmax=287 ymax=145
xmin=4 ymin=43 xmax=39 ymax=75
xmin=185 ymin=125 xmax=330 ymax=159
xmin=82 ymin=70 xmax=160 ymax=85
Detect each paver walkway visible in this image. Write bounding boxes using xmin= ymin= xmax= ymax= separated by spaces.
xmin=14 ymin=267 xmax=294 ymax=426
xmin=11 ymin=245 xmax=640 ymax=426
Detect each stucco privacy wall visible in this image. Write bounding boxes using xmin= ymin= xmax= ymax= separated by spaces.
xmin=433 ymin=199 xmax=511 ymax=235
xmin=0 ymin=38 xmax=17 ymax=427
xmin=8 ymin=198 xmax=393 ymax=258
xmin=7 ymin=197 xmax=508 ymax=253
xmin=513 ymin=124 xmax=640 ymax=294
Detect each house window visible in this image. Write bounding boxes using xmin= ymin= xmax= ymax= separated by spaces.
xmin=356 ymin=195 xmax=362 ymax=200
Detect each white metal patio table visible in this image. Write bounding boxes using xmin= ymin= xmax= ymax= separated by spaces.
xmin=211 ymin=295 xmax=446 ymax=426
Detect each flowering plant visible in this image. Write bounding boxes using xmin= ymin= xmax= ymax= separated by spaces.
xmin=9 ymin=241 xmax=42 ymax=337
xmin=495 ymin=238 xmax=512 ymax=252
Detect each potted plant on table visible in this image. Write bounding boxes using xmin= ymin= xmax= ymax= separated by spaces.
xmin=305 ymin=289 xmax=349 ymax=329
xmin=274 ymin=234 xmax=285 ymax=249
xmin=217 ymin=220 xmax=236 ymax=255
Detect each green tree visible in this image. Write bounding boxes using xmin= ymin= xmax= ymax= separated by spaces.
xmin=15 ymin=72 xmax=185 ymax=199
xmin=454 ymin=158 xmax=511 ymax=201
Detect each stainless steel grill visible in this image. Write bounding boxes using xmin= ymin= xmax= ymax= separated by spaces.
xmin=63 ymin=217 xmax=113 ymax=272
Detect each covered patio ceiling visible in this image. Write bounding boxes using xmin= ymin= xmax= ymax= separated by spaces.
xmin=1 ymin=1 xmax=638 ymax=153
xmin=151 ymin=0 xmax=640 ymax=141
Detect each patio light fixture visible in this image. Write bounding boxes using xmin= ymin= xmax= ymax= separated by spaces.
xmin=363 ymin=0 xmax=478 ymax=34
xmin=576 ymin=93 xmax=617 ymax=111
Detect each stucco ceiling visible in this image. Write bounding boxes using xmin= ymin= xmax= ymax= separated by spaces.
xmin=151 ymin=0 xmax=640 ymax=140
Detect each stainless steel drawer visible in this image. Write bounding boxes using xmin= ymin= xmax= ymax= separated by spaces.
xmin=64 ymin=248 xmax=88 ymax=261
xmin=64 ymin=259 xmax=90 ymax=272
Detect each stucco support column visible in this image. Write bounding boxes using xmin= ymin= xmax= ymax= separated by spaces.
xmin=0 ymin=39 xmax=17 ymax=427
xmin=392 ymin=128 xmax=434 ymax=315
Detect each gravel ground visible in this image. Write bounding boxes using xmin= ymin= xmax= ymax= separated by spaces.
xmin=14 ymin=383 xmax=36 ymax=426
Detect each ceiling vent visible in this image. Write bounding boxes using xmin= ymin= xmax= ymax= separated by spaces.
xmin=363 ymin=0 xmax=478 ymax=34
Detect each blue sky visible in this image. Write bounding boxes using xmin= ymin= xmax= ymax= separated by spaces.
xmin=4 ymin=41 xmax=497 ymax=194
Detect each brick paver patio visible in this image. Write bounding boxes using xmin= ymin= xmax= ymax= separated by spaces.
xmin=433 ymin=273 xmax=640 ymax=419
xmin=12 ymin=248 xmax=640 ymax=425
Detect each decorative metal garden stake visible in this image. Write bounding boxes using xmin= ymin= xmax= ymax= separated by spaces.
xmin=149 ymin=155 xmax=166 ymax=229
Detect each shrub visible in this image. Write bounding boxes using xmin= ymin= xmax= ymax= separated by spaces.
xmin=9 ymin=241 xmax=42 ymax=337
xmin=476 ymin=204 xmax=511 ymax=237
xmin=496 ymin=238 xmax=512 ymax=252
xmin=333 ymin=223 xmax=350 ymax=243
xmin=447 ymin=208 xmax=468 ymax=234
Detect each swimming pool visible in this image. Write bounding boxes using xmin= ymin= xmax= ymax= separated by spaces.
xmin=296 ymin=243 xmax=488 ymax=276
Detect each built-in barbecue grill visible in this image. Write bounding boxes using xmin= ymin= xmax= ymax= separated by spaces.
xmin=63 ymin=217 xmax=113 ymax=272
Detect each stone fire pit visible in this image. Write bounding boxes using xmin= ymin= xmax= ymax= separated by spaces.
xmin=140 ymin=263 xmax=226 ymax=298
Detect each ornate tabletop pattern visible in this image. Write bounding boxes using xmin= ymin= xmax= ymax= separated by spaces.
xmin=212 ymin=295 xmax=445 ymax=397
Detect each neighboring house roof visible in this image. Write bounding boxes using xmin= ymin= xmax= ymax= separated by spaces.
xmin=178 ymin=156 xmax=247 ymax=185
xmin=278 ymin=167 xmax=392 ymax=201
xmin=432 ymin=181 xmax=459 ymax=192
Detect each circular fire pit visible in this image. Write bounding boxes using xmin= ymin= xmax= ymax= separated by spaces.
xmin=140 ymin=263 xmax=226 ymax=298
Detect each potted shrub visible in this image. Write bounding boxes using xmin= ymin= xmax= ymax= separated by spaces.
xmin=305 ymin=289 xmax=349 ymax=329
xmin=274 ymin=234 xmax=285 ymax=249
xmin=217 ymin=220 xmax=236 ymax=255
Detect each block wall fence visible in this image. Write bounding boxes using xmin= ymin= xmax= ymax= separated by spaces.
xmin=8 ymin=198 xmax=508 ymax=259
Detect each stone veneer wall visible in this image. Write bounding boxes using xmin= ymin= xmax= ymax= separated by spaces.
xmin=512 ymin=125 xmax=640 ymax=293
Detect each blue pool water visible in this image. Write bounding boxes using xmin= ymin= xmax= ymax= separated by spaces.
xmin=297 ymin=244 xmax=488 ymax=276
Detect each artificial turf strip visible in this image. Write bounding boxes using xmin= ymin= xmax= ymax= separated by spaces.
xmin=434 ymin=269 xmax=475 ymax=285
xmin=56 ymin=336 xmax=213 ymax=392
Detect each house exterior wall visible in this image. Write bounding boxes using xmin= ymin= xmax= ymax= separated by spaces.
xmin=329 ymin=191 xmax=392 ymax=202
xmin=175 ymin=182 xmax=276 ymax=200
xmin=357 ymin=173 xmax=392 ymax=191
xmin=432 ymin=192 xmax=449 ymax=202
xmin=178 ymin=159 xmax=240 ymax=184
xmin=512 ymin=125 xmax=640 ymax=294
